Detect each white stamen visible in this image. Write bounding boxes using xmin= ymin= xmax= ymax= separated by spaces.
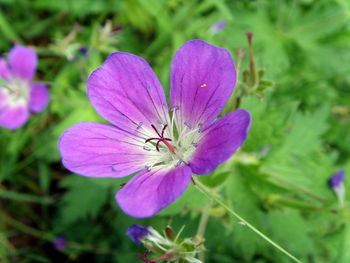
xmin=138 ymin=110 xmax=202 ymax=171
xmin=1 ymin=77 xmax=30 ymax=107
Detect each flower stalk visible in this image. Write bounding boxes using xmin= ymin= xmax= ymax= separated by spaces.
xmin=196 ymin=199 xmax=212 ymax=262
xmin=192 ymin=176 xmax=303 ymax=263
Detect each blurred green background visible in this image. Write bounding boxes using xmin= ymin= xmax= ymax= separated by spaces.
xmin=1 ymin=0 xmax=350 ymax=262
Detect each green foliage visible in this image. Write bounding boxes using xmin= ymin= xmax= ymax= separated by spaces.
xmin=1 ymin=0 xmax=349 ymax=262
xmin=57 ymin=176 xmax=111 ymax=224
xmin=225 ymin=169 xmax=264 ymax=260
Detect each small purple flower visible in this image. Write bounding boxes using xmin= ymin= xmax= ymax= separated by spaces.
xmin=0 ymin=45 xmax=49 ymax=130
xmin=53 ymin=236 xmax=67 ymax=250
xmin=211 ymin=20 xmax=226 ymax=34
xmin=79 ymin=46 xmax=88 ymax=57
xmin=59 ymin=39 xmax=251 ymax=218
xmin=126 ymin=224 xmax=151 ymax=244
xmin=329 ymin=171 xmax=345 ymax=207
xmin=329 ymin=171 xmax=345 ymax=190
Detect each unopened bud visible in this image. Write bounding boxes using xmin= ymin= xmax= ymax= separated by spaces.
xmin=164 ymin=226 xmax=176 ymax=241
xmin=328 ymin=171 xmax=346 ymax=207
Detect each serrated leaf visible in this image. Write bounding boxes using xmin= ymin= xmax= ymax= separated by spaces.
xmin=58 ymin=175 xmax=111 ymax=224
xmin=225 ymin=170 xmax=264 ymax=260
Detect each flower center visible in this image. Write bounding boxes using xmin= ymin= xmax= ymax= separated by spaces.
xmin=1 ymin=77 xmax=29 ymax=107
xmin=140 ymin=108 xmax=202 ymax=170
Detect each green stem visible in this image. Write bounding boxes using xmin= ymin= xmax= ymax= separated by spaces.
xmin=1 ymin=213 xmax=118 ymax=255
xmin=196 ymin=199 xmax=212 ymax=262
xmin=1 ymin=213 xmax=54 ymax=241
xmin=0 ymin=189 xmax=52 ymax=205
xmin=193 ymin=178 xmax=303 ymax=263
xmin=266 ymin=172 xmax=328 ymax=204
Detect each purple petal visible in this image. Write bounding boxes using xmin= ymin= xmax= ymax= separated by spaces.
xmin=126 ymin=224 xmax=150 ymax=244
xmin=59 ymin=122 xmax=151 ymax=178
xmin=116 ymin=165 xmax=192 ymax=218
xmin=8 ymin=45 xmax=37 ymax=81
xmin=189 ymin=109 xmax=251 ymax=175
xmin=87 ymin=52 xmax=169 ymax=134
xmin=0 ymin=58 xmax=10 ymax=81
xmin=170 ymin=40 xmax=236 ymax=131
xmin=0 ymin=105 xmax=29 ymax=130
xmin=29 ymin=83 xmax=49 ymax=113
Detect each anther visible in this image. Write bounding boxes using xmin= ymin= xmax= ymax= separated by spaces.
xmin=197 ymin=123 xmax=203 ymax=133
xmin=175 ymin=160 xmax=183 ymax=167
xmin=184 ymin=121 xmax=191 ymax=129
xmin=143 ymin=146 xmax=151 ymax=151
xmin=170 ymin=106 xmax=179 ymax=112
xmin=136 ymin=122 xmax=143 ymax=130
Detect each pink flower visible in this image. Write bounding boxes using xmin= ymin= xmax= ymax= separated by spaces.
xmin=59 ymin=40 xmax=251 ymax=218
xmin=0 ymin=46 xmax=49 ymax=130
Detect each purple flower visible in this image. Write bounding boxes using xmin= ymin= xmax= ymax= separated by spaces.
xmin=0 ymin=45 xmax=49 ymax=130
xmin=53 ymin=236 xmax=67 ymax=250
xmin=79 ymin=46 xmax=88 ymax=56
xmin=329 ymin=171 xmax=345 ymax=207
xmin=329 ymin=171 xmax=345 ymax=190
xmin=211 ymin=20 xmax=226 ymax=34
xmin=59 ymin=39 xmax=251 ymax=218
xmin=126 ymin=224 xmax=151 ymax=244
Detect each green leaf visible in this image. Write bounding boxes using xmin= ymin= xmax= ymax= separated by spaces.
xmin=0 ymin=190 xmax=52 ymax=205
xmin=58 ymin=175 xmax=112 ymax=224
xmin=225 ymin=170 xmax=264 ymax=260
xmin=264 ymin=210 xmax=314 ymax=262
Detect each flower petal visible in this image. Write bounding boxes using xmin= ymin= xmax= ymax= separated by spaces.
xmin=0 ymin=58 xmax=10 ymax=81
xmin=87 ymin=52 xmax=169 ymax=135
xmin=116 ymin=165 xmax=192 ymax=218
xmin=0 ymin=104 xmax=29 ymax=130
xmin=59 ymin=122 xmax=152 ymax=178
xmin=8 ymin=46 xmax=37 ymax=81
xmin=189 ymin=109 xmax=251 ymax=175
xmin=170 ymin=39 xmax=236 ymax=131
xmin=29 ymin=83 xmax=49 ymax=113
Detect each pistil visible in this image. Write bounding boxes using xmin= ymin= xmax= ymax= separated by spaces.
xmin=145 ymin=124 xmax=176 ymax=153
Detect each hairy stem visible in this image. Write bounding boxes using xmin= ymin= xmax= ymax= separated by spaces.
xmin=193 ymin=177 xmax=303 ymax=263
xmin=196 ymin=199 xmax=213 ymax=262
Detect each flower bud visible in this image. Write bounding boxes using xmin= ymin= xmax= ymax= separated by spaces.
xmin=210 ymin=20 xmax=226 ymax=34
xmin=53 ymin=236 xmax=67 ymax=251
xmin=126 ymin=225 xmax=204 ymax=263
xmin=328 ymin=171 xmax=345 ymax=207
xmin=126 ymin=224 xmax=151 ymax=245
